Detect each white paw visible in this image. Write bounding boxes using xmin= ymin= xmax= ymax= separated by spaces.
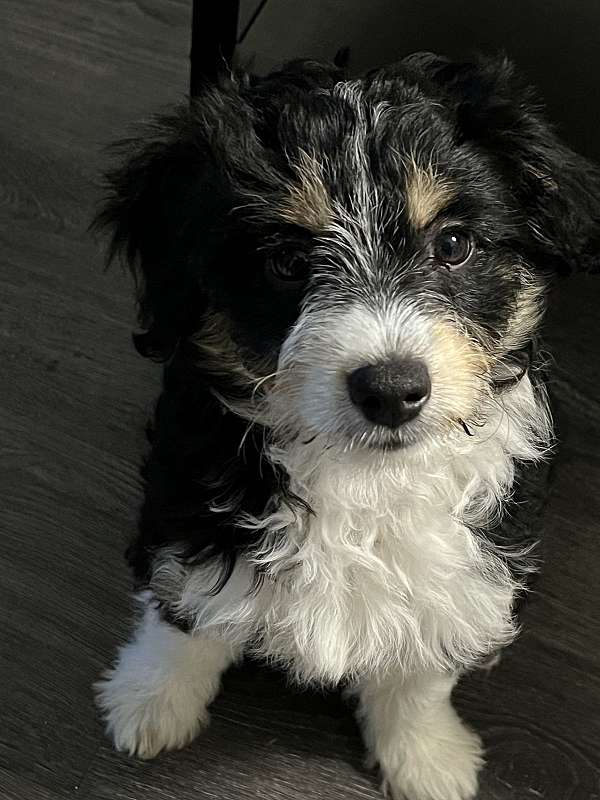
xmin=95 ymin=666 xmax=208 ymax=759
xmin=380 ymin=717 xmax=484 ymax=800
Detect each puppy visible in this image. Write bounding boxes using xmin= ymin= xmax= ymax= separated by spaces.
xmin=94 ymin=54 xmax=600 ymax=800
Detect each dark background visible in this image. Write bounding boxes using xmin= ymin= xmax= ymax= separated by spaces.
xmin=1 ymin=2 xmax=599 ymax=799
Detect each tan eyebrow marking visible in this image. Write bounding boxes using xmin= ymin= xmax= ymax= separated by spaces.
xmin=276 ymin=151 xmax=333 ymax=232
xmin=405 ymin=161 xmax=455 ymax=229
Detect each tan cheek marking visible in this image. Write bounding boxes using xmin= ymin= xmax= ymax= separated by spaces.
xmin=429 ymin=320 xmax=491 ymax=420
xmin=405 ymin=165 xmax=454 ymax=230
xmin=191 ymin=311 xmax=271 ymax=382
xmin=500 ymin=280 xmax=545 ymax=353
xmin=277 ymin=153 xmax=333 ymax=232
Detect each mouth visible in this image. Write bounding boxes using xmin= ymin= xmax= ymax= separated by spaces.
xmin=343 ymin=427 xmax=414 ymax=453
xmin=369 ymin=438 xmax=407 ymax=452
xmin=342 ymin=414 xmax=473 ymax=454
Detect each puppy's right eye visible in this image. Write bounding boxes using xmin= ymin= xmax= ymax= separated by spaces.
xmin=432 ymin=228 xmax=474 ymax=269
xmin=266 ymin=253 xmax=311 ymax=284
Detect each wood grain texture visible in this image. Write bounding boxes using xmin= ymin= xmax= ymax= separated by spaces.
xmin=0 ymin=2 xmax=599 ymax=799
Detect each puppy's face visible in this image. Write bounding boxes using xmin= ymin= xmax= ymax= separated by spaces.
xmin=217 ymin=136 xmax=536 ymax=451
xmin=97 ymin=56 xmax=600 ymax=453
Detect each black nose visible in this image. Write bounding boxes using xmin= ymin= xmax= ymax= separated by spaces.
xmin=347 ymin=359 xmax=431 ymax=428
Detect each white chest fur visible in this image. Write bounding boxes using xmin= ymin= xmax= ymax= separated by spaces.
xmin=153 ymin=379 xmax=551 ymax=686
xmin=247 ymin=448 xmax=518 ymax=685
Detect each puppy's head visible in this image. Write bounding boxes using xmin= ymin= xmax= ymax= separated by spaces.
xmin=95 ymin=55 xmax=600 ymax=454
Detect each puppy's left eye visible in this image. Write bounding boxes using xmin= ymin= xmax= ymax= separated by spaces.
xmin=266 ymin=253 xmax=311 ymax=284
xmin=433 ymin=229 xmax=474 ymax=268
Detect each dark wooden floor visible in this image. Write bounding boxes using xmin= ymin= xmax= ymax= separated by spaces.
xmin=1 ymin=3 xmax=600 ymax=799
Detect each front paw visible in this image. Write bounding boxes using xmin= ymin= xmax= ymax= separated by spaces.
xmin=380 ymin=718 xmax=484 ymax=800
xmin=95 ymin=667 xmax=208 ymax=759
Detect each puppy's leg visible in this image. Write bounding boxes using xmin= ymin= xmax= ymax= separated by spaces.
xmin=95 ymin=601 xmax=237 ymax=759
xmin=357 ymin=671 xmax=484 ymax=800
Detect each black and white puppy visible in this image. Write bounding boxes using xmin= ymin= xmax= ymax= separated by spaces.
xmin=94 ymin=54 xmax=600 ymax=800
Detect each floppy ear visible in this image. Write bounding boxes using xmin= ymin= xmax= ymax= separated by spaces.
xmin=408 ymin=53 xmax=600 ymax=274
xmin=93 ymin=99 xmax=241 ymax=360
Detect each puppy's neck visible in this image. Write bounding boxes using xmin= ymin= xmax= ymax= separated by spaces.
xmin=260 ymin=374 xmax=551 ymax=531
